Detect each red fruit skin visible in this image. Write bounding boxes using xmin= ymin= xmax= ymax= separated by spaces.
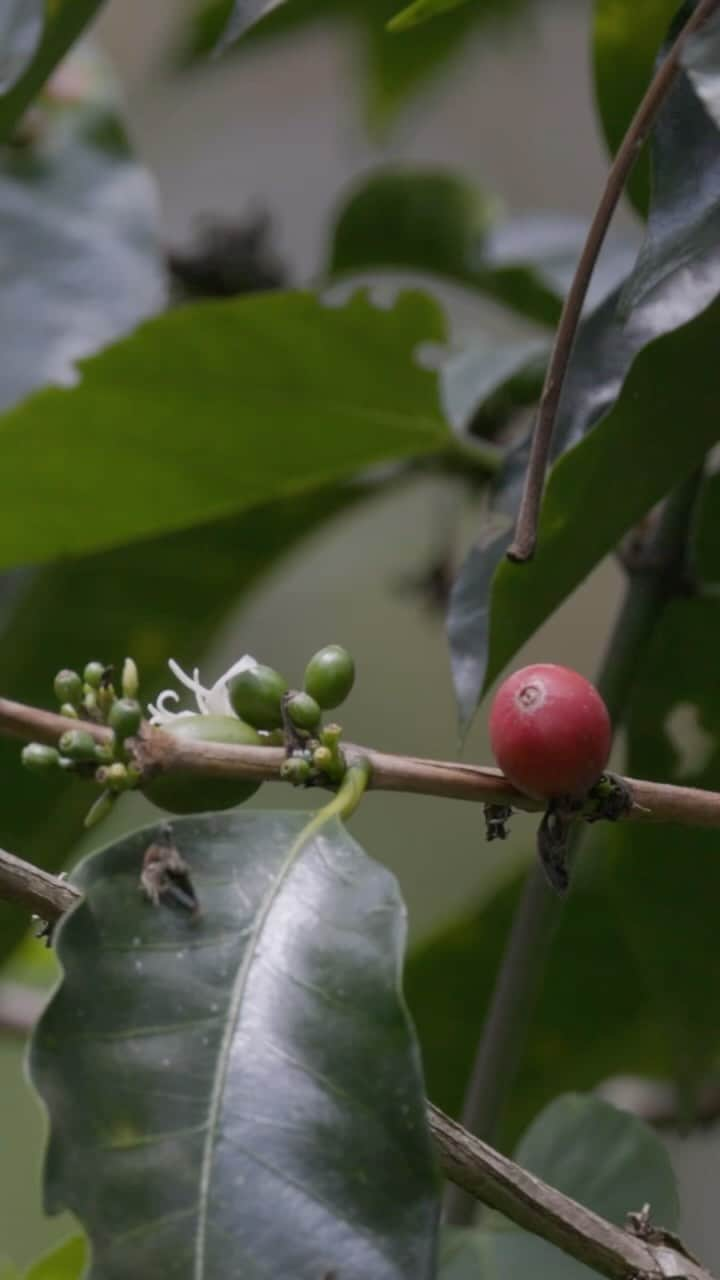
xmin=489 ymin=663 xmax=612 ymax=800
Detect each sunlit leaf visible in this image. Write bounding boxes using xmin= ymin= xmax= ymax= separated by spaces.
xmin=32 ymin=812 xmax=440 ymax=1278
xmin=25 ymin=1235 xmax=88 ymax=1280
xmin=0 ymin=289 xmax=448 ymax=569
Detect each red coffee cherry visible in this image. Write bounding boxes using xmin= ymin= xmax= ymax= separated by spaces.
xmin=489 ymin=663 xmax=611 ymax=800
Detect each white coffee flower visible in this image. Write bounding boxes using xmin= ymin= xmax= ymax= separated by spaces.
xmin=147 ymin=655 xmax=257 ymax=725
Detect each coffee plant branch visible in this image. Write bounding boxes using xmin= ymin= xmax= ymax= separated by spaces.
xmin=2 ymin=694 xmax=720 ymax=828
xmin=508 ymin=0 xmax=720 ymax=563
xmin=0 ymin=838 xmax=713 ymax=1280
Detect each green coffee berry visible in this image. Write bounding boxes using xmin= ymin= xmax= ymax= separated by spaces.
xmin=228 ymin=664 xmax=288 ymax=730
xmin=281 ymin=756 xmax=312 ymax=786
xmin=59 ymin=703 xmax=79 ymax=720
xmin=286 ymin=691 xmax=321 ymax=732
xmin=312 ymin=745 xmax=333 ymax=772
xmin=303 ymin=645 xmax=355 ymax=710
xmin=109 ymin=698 xmax=142 ymax=742
xmin=54 ymin=669 xmax=82 ymax=707
xmin=143 ymin=714 xmax=262 ymax=815
xmin=58 ymin=729 xmax=100 ymax=761
xmin=22 ymin=743 xmax=60 ymax=773
xmin=83 ymin=661 xmax=105 ymax=689
xmin=121 ymin=657 xmax=139 ymax=699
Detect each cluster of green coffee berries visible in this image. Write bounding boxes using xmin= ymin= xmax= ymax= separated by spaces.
xmin=21 ymin=658 xmax=144 ymax=827
xmin=20 ymin=645 xmax=356 ymax=826
xmin=230 ymin=644 xmax=355 ymax=789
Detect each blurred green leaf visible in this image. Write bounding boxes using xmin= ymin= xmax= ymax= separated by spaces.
xmin=178 ymin=0 xmax=531 ymax=128
xmin=32 ymin=811 xmax=440 ymax=1278
xmin=0 ymin=289 xmax=448 ymax=569
xmin=389 ymin=0 xmax=473 ymax=31
xmin=450 ymin=43 xmax=720 ymax=723
xmin=0 ymin=0 xmax=44 ymax=94
xmin=0 ymin=485 xmax=365 ymax=965
xmin=406 ymin=861 xmax=666 ymax=1146
xmin=0 ymin=1 xmax=108 ymax=143
xmin=438 ymin=1095 xmax=678 ymax=1278
xmin=0 ymin=42 xmax=164 ymax=412
xmin=329 ymin=171 xmax=637 ymax=327
xmin=592 ymin=0 xmax=678 ymax=216
xmin=25 ymin=1236 xmax=87 ymax=1280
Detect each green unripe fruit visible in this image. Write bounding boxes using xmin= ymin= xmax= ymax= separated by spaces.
xmin=54 ymin=669 xmax=82 ymax=706
xmin=59 ymin=703 xmax=79 ymax=720
xmin=286 ymin=692 xmax=321 ymax=732
xmin=281 ymin=756 xmax=311 ymax=785
xmin=312 ymin=745 xmax=333 ymax=772
xmin=22 ymin=743 xmax=60 ymax=772
xmin=143 ymin=714 xmax=262 ymax=815
xmin=83 ymin=661 xmax=105 ymax=689
xmin=303 ymin=645 xmax=355 ymax=710
xmin=109 ymin=698 xmax=142 ymax=742
xmin=228 ymin=664 xmax=288 ymax=730
xmin=58 ymin=729 xmax=100 ymax=761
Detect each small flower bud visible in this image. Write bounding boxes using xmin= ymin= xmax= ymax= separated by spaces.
xmin=84 ymin=790 xmax=116 ymax=829
xmin=280 ymin=756 xmax=312 ymax=786
xmin=21 ymin=743 xmax=60 ymax=773
xmin=121 ymin=657 xmax=139 ymax=699
xmin=83 ymin=661 xmax=105 ymax=689
xmin=312 ymin=746 xmax=333 ymax=772
xmin=59 ymin=703 xmax=79 ymax=720
xmin=54 ymin=669 xmax=82 ymax=707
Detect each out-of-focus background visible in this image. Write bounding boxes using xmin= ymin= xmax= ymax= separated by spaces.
xmin=3 ymin=0 xmax=718 ymax=1269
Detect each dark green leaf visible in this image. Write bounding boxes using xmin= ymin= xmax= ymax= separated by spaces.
xmin=592 ymin=0 xmax=678 ymax=215
xmin=0 ymin=289 xmax=448 ymax=569
xmin=25 ymin=1236 xmax=88 ymax=1280
xmin=0 ymin=485 xmax=365 ymax=965
xmin=32 ymin=811 xmax=440 ymax=1279
xmin=0 ymin=44 xmax=164 ymax=411
xmin=602 ymin=562 xmax=720 ymax=1089
xmin=178 ymin=0 xmax=531 ymax=128
xmin=329 ymin=172 xmax=637 ymax=326
xmin=0 ymin=0 xmax=44 ymax=94
xmin=450 ymin=45 xmax=720 ymax=720
xmin=0 ymin=1 xmax=108 ymax=143
xmin=406 ymin=863 xmax=666 ymax=1145
xmin=682 ymin=7 xmax=720 ymax=130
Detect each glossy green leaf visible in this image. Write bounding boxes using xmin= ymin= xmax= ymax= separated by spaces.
xmin=178 ymin=0 xmax=530 ymax=127
xmin=25 ymin=1236 xmax=88 ymax=1280
xmin=441 ymin=339 xmax=547 ymax=442
xmin=592 ymin=0 xmax=678 ymax=215
xmin=0 ymin=485 xmax=365 ymax=965
xmin=0 ymin=289 xmax=448 ymax=569
xmin=406 ymin=861 xmax=666 ymax=1146
xmin=32 ymin=811 xmax=440 ymax=1279
xmin=329 ymin=171 xmax=637 ymax=326
xmin=0 ymin=43 xmax=164 ymax=412
xmin=0 ymin=1 xmax=108 ymax=143
xmin=0 ymin=0 xmax=44 ymax=94
xmin=450 ymin=43 xmax=720 ymax=722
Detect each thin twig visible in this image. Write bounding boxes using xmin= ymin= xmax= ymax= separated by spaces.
xmin=508 ymin=0 xmax=720 ymax=562
xmin=4 ymin=695 xmax=720 ymax=830
xmin=430 ymin=1103 xmax=717 ymax=1280
xmin=0 ymin=846 xmax=80 ymax=921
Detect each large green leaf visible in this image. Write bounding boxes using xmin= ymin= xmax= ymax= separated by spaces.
xmin=0 ymin=43 xmax=164 ymax=411
xmin=0 ymin=1 xmax=108 ymax=142
xmin=0 ymin=0 xmax=44 ymax=94
xmin=450 ymin=39 xmax=720 ymax=721
xmin=0 ymin=485 xmax=365 ymax=965
xmin=0 ymin=289 xmax=448 ymax=569
xmin=329 ymin=171 xmax=636 ymax=327
xmin=178 ymin=0 xmax=531 ymax=127
xmin=25 ymin=1236 xmax=88 ymax=1280
xmin=405 ymin=859 xmax=666 ymax=1146
xmin=31 ymin=811 xmax=440 ymax=1278
xmin=592 ymin=0 xmax=678 ymax=216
